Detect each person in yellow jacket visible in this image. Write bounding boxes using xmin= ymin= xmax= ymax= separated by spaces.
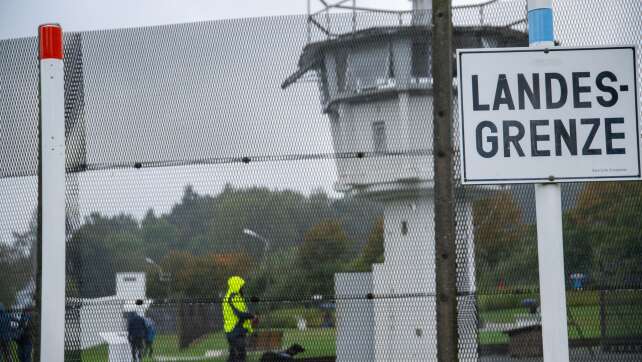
xmin=223 ymin=276 xmax=255 ymax=362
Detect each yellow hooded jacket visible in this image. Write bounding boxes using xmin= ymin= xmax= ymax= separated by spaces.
xmin=223 ymin=276 xmax=253 ymax=335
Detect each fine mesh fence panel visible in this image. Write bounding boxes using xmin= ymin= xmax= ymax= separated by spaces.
xmin=0 ymin=35 xmax=39 ymax=361
xmin=0 ymin=1 xmax=640 ymax=361
xmin=452 ymin=2 xmax=528 ymax=360
xmin=467 ymin=1 xmax=642 ymax=361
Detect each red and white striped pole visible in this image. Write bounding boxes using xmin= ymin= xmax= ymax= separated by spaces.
xmin=38 ymin=23 xmax=66 ymax=362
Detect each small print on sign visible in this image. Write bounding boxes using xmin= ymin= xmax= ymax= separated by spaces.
xmin=457 ymin=46 xmax=640 ymax=184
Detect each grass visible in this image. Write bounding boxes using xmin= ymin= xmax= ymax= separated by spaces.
xmin=72 ymin=296 xmax=642 ymax=359
xmin=480 ymin=307 xmax=524 ymax=324
xmin=478 ymin=303 xmax=642 ymax=344
xmin=81 ymin=328 xmax=335 ymax=361
xmin=479 ymin=331 xmax=509 ymax=344
xmin=259 ymin=307 xmax=328 ymax=329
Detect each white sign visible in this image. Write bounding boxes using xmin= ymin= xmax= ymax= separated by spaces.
xmin=457 ymin=46 xmax=640 ymax=184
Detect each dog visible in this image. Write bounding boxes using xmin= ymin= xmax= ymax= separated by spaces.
xmin=259 ymin=344 xmax=305 ymax=361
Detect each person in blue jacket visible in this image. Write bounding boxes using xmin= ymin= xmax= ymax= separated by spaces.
xmin=127 ymin=301 xmax=147 ymax=362
xmin=143 ymin=317 xmax=156 ymax=359
xmin=15 ymin=307 xmax=33 ymax=362
xmin=0 ymin=303 xmax=14 ymax=362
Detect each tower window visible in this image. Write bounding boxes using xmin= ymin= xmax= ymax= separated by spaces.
xmin=387 ymin=43 xmax=395 ymax=78
xmin=372 ymin=121 xmax=387 ymax=154
xmin=411 ymin=42 xmax=430 ymax=78
xmin=401 ymin=221 xmax=408 ymax=235
xmin=335 ymin=50 xmax=348 ymax=92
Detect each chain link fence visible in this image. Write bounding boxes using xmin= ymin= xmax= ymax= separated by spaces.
xmin=0 ymin=0 xmax=640 ymax=360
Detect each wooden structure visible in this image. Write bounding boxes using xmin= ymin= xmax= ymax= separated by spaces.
xmin=504 ymin=325 xmax=543 ymax=358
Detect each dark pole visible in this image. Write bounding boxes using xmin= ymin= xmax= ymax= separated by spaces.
xmin=431 ymin=0 xmax=458 ymax=361
xmin=599 ymin=289 xmax=606 ymax=347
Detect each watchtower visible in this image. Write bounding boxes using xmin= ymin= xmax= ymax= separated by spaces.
xmin=283 ymin=1 xmax=527 ymax=360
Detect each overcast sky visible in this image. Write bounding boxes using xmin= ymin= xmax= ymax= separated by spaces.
xmin=1 ymin=0 xmax=638 ymax=243
xmin=0 ymin=0 xmax=493 ymax=231
xmin=0 ymin=0 xmax=487 ymax=40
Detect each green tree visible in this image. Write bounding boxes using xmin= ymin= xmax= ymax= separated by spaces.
xmin=245 ymin=247 xmax=301 ymax=302
xmin=472 ymin=191 xmax=528 ymax=290
xmin=473 ymin=191 xmax=524 ymax=269
xmin=167 ymin=185 xmax=216 ymax=251
xmin=0 ymin=243 xmax=30 ymax=306
xmin=3 ymin=211 xmax=37 ymax=305
xmin=149 ymin=251 xmax=253 ymax=300
xmin=492 ymin=225 xmax=539 ymax=289
xmin=296 ymin=220 xmax=354 ymax=299
xmin=141 ymin=209 xmax=179 ymax=261
xmin=67 ymin=213 xmax=145 ymax=297
xmin=349 ymin=217 xmax=384 ymax=272
xmin=333 ymin=196 xmax=382 ymax=251
xmin=566 ymin=182 xmax=642 ymax=287
xmin=66 ymin=185 xmax=383 ymax=300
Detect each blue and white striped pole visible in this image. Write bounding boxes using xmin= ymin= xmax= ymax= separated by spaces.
xmin=528 ymin=0 xmax=555 ymax=47
xmin=528 ymin=1 xmax=570 ymax=362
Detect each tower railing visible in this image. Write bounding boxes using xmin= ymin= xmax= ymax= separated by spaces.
xmin=306 ymin=0 xmax=524 ymax=43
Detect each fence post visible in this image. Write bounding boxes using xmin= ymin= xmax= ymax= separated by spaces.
xmin=528 ymin=1 xmax=570 ymax=361
xmin=38 ymin=24 xmax=66 ymax=362
xmin=599 ymin=289 xmax=606 ymax=347
xmin=307 ymin=0 xmax=311 ymax=43
xmin=431 ymin=0 xmax=458 ymax=361
xmin=352 ymin=0 xmax=357 ymax=33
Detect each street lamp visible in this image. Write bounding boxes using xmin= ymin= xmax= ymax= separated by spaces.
xmin=242 ymin=228 xmax=270 ymax=254
xmin=145 ymin=257 xmax=158 ymax=268
xmin=145 ymin=257 xmax=171 ymax=300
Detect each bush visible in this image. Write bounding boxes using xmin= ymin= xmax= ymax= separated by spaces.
xmin=477 ymin=292 xmax=538 ymax=311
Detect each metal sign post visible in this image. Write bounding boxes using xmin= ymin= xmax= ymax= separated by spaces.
xmin=528 ymin=2 xmax=569 ymax=361
xmin=38 ymin=24 xmax=66 ymax=362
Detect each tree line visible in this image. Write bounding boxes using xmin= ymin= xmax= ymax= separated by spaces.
xmin=2 ymin=181 xmax=640 ymax=307
xmin=473 ymin=182 xmax=642 ymax=292
xmin=66 ymin=184 xmax=383 ymax=301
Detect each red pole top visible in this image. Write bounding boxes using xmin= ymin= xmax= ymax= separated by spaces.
xmin=39 ymin=24 xmax=63 ymax=60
